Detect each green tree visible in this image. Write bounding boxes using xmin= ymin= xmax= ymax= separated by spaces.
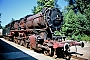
xmin=63 ymin=0 xmax=90 ymax=41
xmin=62 ymin=9 xmax=77 ymax=36
xmin=32 ymin=0 xmax=54 ymax=14
xmin=75 ymin=0 xmax=90 ymax=14
xmin=84 ymin=4 xmax=90 ymax=34
xmin=62 ymin=9 xmax=89 ymax=41
xmin=2 ymin=26 xmax=5 ymax=29
xmin=11 ymin=18 xmax=15 ymax=22
xmin=64 ymin=0 xmax=77 ymax=13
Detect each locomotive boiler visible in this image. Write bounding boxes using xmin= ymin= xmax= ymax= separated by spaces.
xmin=3 ymin=7 xmax=84 ymax=59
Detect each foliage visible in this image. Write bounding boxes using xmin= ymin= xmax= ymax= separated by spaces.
xmin=64 ymin=0 xmax=77 ymax=13
xmin=54 ymin=31 xmax=62 ymax=36
xmin=81 ymin=34 xmax=90 ymax=41
xmin=32 ymin=6 xmax=43 ymax=14
xmin=62 ymin=9 xmax=89 ymax=41
xmin=62 ymin=0 xmax=90 ymax=41
xmin=32 ymin=0 xmax=90 ymax=41
xmin=75 ymin=0 xmax=90 ymax=14
xmin=32 ymin=0 xmax=54 ymax=14
xmin=2 ymin=26 xmax=5 ymax=29
xmin=11 ymin=18 xmax=15 ymax=22
xmin=84 ymin=4 xmax=90 ymax=34
xmin=62 ymin=9 xmax=77 ymax=36
xmin=64 ymin=0 xmax=90 ymax=14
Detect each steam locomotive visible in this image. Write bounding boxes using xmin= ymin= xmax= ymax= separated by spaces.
xmin=3 ymin=7 xmax=84 ymax=59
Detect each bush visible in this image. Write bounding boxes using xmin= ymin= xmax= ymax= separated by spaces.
xmin=81 ymin=35 xmax=90 ymax=41
xmin=71 ymin=34 xmax=82 ymax=41
xmin=62 ymin=9 xmax=90 ymax=41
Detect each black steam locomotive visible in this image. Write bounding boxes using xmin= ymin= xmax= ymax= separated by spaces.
xmin=3 ymin=7 xmax=84 ymax=59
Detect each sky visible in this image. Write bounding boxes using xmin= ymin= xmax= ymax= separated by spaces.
xmin=0 ymin=0 xmax=68 ymax=27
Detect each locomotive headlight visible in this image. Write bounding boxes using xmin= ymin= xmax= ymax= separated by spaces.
xmin=57 ymin=15 xmax=59 ymax=17
xmin=56 ymin=15 xmax=61 ymax=20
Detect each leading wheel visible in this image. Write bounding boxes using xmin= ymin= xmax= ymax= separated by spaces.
xmin=44 ymin=47 xmax=54 ymax=56
xmin=44 ymin=50 xmax=49 ymax=56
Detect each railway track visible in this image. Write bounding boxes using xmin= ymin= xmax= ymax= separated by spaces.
xmin=0 ymin=38 xmax=89 ymax=60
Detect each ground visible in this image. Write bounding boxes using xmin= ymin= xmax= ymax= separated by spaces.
xmin=0 ymin=38 xmax=90 ymax=60
xmin=70 ymin=41 xmax=90 ymax=60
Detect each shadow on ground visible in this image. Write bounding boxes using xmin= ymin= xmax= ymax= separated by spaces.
xmin=0 ymin=39 xmax=37 ymax=60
